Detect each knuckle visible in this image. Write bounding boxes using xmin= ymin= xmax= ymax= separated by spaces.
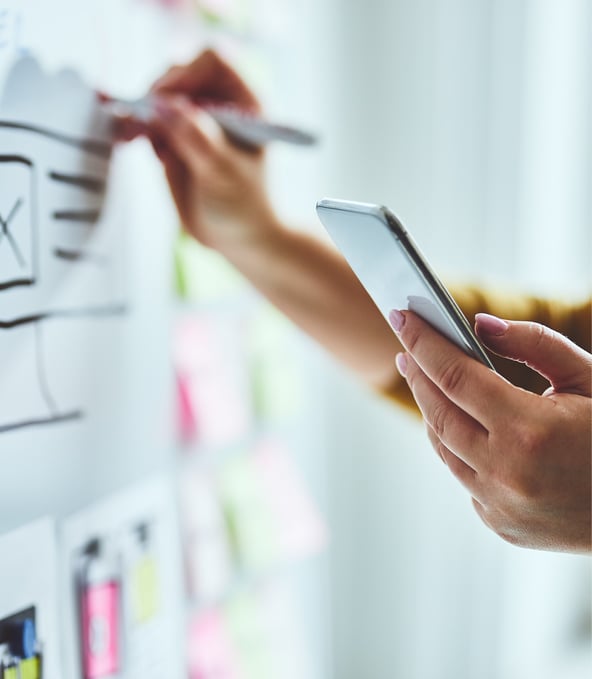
xmin=530 ymin=322 xmax=555 ymax=352
xmin=199 ymin=48 xmax=220 ymax=67
xmin=496 ymin=527 xmax=523 ymax=547
xmin=472 ymin=502 xmax=523 ymax=546
xmin=437 ymin=358 xmax=465 ymax=395
xmin=471 ymin=497 xmax=488 ymax=523
xmin=430 ymin=401 xmax=449 ymax=440
xmin=426 ymin=425 xmax=447 ymax=463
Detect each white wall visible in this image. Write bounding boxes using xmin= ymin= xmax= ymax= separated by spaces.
xmin=291 ymin=1 xmax=592 ymax=677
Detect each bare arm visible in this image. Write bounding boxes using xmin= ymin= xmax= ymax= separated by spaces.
xmin=115 ymin=50 xmax=402 ymax=390
xmin=219 ymin=219 xmax=401 ymax=388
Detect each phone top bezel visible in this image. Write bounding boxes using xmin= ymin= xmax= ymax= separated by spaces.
xmin=316 ymin=198 xmax=495 ymax=370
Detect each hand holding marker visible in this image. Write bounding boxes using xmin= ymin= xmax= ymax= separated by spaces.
xmin=100 ymin=93 xmax=318 ymax=148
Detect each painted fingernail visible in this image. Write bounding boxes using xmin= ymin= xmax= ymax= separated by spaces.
xmin=153 ymin=98 xmax=176 ymax=121
xmin=389 ymin=309 xmax=405 ymax=332
xmin=395 ymin=352 xmax=408 ymax=377
xmin=475 ymin=313 xmax=509 ymax=336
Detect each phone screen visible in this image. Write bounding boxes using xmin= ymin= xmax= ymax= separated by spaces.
xmin=316 ymin=199 xmax=494 ymax=369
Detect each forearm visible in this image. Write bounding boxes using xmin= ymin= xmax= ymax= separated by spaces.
xmin=218 ymin=219 xmax=402 ymax=389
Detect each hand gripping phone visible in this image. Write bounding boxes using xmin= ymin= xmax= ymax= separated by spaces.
xmin=315 ymin=198 xmax=495 ymax=370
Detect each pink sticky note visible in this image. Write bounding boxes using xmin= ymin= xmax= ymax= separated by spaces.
xmin=173 ymin=316 xmax=252 ymax=449
xmin=81 ymin=581 xmax=120 ymax=679
xmin=188 ymin=609 xmax=243 ymax=679
xmin=177 ymin=372 xmax=198 ymax=443
xmin=253 ymin=441 xmax=327 ymax=561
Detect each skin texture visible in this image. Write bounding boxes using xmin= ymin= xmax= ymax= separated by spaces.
xmin=117 ymin=49 xmax=592 ymax=553
xmin=390 ymin=310 xmax=592 ymax=553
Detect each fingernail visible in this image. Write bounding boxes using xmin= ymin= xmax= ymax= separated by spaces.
xmin=389 ymin=309 xmax=405 ymax=332
xmin=395 ymin=352 xmax=408 ymax=377
xmin=475 ymin=313 xmax=509 ymax=336
xmin=153 ymin=97 xmax=176 ymax=121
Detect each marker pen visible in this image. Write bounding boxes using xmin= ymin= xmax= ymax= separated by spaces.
xmin=100 ymin=94 xmax=318 ymax=148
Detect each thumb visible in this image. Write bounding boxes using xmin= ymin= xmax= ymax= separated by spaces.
xmin=475 ymin=313 xmax=592 ymax=396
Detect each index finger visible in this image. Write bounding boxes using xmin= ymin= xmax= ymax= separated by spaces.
xmin=390 ymin=310 xmax=527 ymax=428
xmin=152 ymin=49 xmax=260 ymax=111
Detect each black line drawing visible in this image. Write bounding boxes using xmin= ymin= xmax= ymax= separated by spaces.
xmin=0 ymin=120 xmax=111 ymax=156
xmin=52 ymin=209 xmax=101 ymax=223
xmin=0 ymin=154 xmax=37 ymax=291
xmin=53 ymin=247 xmax=108 ymax=266
xmin=0 ymin=410 xmax=83 ymax=434
xmin=0 ymin=196 xmax=25 ymax=265
xmin=0 ymin=115 xmax=126 ymax=435
xmin=0 ymin=304 xmax=127 ymax=329
xmin=48 ymin=170 xmax=105 ymax=194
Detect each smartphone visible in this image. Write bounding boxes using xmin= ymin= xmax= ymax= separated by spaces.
xmin=315 ymin=198 xmax=495 ymax=370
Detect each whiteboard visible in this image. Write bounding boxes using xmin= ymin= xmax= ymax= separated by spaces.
xmin=0 ymin=0 xmax=179 ymax=531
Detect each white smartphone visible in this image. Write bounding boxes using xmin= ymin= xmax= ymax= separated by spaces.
xmin=316 ymin=198 xmax=495 ymax=370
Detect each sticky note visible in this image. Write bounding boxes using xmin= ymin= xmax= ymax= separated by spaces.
xmin=81 ymin=581 xmax=120 ymax=678
xmin=187 ymin=609 xmax=242 ymax=679
xmin=18 ymin=657 xmax=41 ymax=679
xmin=173 ymin=316 xmax=252 ymax=448
xmin=247 ymin=308 xmax=303 ymax=422
xmin=131 ymin=556 xmax=160 ymax=623
xmin=174 ymin=232 xmax=245 ymax=301
xmin=180 ymin=470 xmax=233 ymax=601
xmin=224 ymin=593 xmax=276 ymax=679
xmin=252 ymin=440 xmax=326 ymax=561
xmin=217 ymin=455 xmax=279 ymax=572
xmin=176 ymin=372 xmax=198 ymax=444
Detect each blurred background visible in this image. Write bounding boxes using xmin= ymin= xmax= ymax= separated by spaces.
xmin=0 ymin=1 xmax=590 ymax=678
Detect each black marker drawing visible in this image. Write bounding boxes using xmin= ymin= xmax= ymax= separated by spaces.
xmin=0 ymin=58 xmax=127 ymax=435
xmin=0 ymin=154 xmax=37 ymax=291
xmin=52 ymin=209 xmax=101 ymax=223
xmin=53 ymin=247 xmax=108 ymax=266
xmin=48 ymin=170 xmax=105 ymax=194
xmin=1 ymin=197 xmax=25 ymax=265
xmin=0 ymin=321 xmax=83 ymax=435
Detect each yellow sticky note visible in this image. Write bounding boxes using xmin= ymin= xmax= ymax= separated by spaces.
xmin=131 ymin=556 xmax=160 ymax=623
xmin=19 ymin=657 xmax=41 ymax=679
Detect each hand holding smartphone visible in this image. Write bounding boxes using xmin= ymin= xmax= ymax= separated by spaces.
xmin=315 ymin=198 xmax=495 ymax=370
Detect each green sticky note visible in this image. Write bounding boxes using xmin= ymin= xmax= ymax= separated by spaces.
xmin=174 ymin=232 xmax=246 ymax=300
xmin=225 ymin=593 xmax=276 ymax=679
xmin=248 ymin=307 xmax=303 ymax=422
xmin=218 ymin=455 xmax=280 ymax=572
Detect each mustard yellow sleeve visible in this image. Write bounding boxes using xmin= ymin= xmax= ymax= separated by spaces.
xmin=380 ymin=285 xmax=592 ymax=413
